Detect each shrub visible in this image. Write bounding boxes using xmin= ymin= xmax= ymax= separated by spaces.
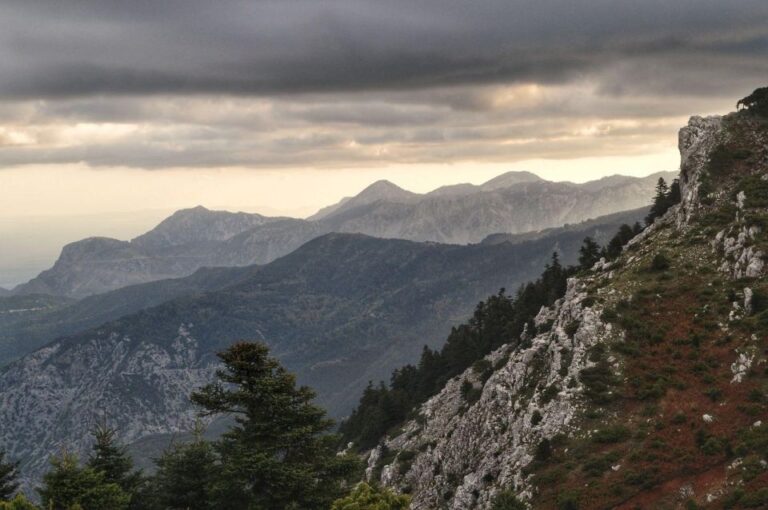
xmin=534 ymin=439 xmax=552 ymax=461
xmin=737 ymin=86 xmax=768 ymax=116
xmin=331 ymin=482 xmax=411 ymax=510
xmin=741 ymin=488 xmax=768 ymax=508
xmin=708 ymin=144 xmax=752 ymax=178
xmin=460 ymin=380 xmax=482 ymax=405
xmin=490 ymin=490 xmax=526 ymax=510
xmin=650 ymin=253 xmax=671 ymax=271
xmin=701 ymin=437 xmax=723 ymax=456
xmin=557 ymin=491 xmax=580 ymax=510
xmin=0 ymin=495 xmax=38 ymax=510
xmin=592 ymin=426 xmax=630 ymax=444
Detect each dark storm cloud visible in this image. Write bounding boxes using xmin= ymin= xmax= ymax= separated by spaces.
xmin=1 ymin=0 xmax=767 ymax=99
xmin=1 ymin=0 xmax=767 ymax=171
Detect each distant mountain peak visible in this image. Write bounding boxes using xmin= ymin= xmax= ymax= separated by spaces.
xmin=480 ymin=170 xmax=543 ymax=190
xmin=355 ymin=180 xmax=415 ymax=200
xmin=309 ymin=180 xmax=417 ymax=220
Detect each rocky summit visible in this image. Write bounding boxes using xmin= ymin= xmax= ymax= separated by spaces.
xmin=364 ymin=111 xmax=768 ymax=508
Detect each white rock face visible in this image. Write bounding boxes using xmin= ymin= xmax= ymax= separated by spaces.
xmin=367 ymin=278 xmax=617 ymax=509
xmin=713 ymin=224 xmax=765 ymax=279
xmin=744 ymin=287 xmax=754 ymax=315
xmin=731 ymin=350 xmax=755 ymax=384
xmin=0 ymin=324 xmax=217 ymax=492
xmin=676 ymin=115 xmax=723 ymax=227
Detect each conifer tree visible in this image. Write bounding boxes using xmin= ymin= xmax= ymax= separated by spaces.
xmin=578 ymin=237 xmax=601 ymax=270
xmin=0 ymin=450 xmax=19 ymax=501
xmin=38 ymin=451 xmax=129 ymax=510
xmin=150 ymin=433 xmax=217 ymax=510
xmin=191 ymin=341 xmax=359 ymax=509
xmin=87 ymin=424 xmax=142 ymax=499
xmin=645 ymin=177 xmax=669 ymax=224
xmin=0 ymin=494 xmax=37 ymax=510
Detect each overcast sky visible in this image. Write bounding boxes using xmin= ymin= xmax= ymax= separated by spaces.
xmin=1 ymin=0 xmax=767 ymax=221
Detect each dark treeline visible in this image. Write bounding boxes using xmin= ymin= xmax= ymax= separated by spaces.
xmin=339 ymin=253 xmax=574 ymax=450
xmin=338 ymin=193 xmax=682 ymax=450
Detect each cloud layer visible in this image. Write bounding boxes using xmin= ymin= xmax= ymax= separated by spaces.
xmin=0 ymin=0 xmax=767 ymax=169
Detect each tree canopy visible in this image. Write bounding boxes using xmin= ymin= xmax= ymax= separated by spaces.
xmin=331 ymin=483 xmax=410 ymax=510
xmin=737 ymin=86 xmax=768 ymax=116
xmin=38 ymin=452 xmax=130 ymax=510
xmin=0 ymin=451 xmax=19 ymax=502
xmin=191 ymin=341 xmax=359 ymax=509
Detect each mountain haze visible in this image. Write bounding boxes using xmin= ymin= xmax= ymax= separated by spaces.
xmin=9 ymin=171 xmax=672 ymax=299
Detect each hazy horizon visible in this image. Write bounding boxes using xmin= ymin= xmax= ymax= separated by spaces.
xmin=2 ymin=0 xmax=767 ymax=286
xmin=0 ymin=165 xmax=672 ymax=288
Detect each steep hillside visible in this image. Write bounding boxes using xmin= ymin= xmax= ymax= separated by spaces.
xmin=0 ymin=221 xmax=641 ymax=490
xmin=0 ymin=265 xmax=260 ymax=365
xmin=364 ymin=112 xmax=768 ymax=508
xmin=10 ymin=172 xmax=669 ymax=298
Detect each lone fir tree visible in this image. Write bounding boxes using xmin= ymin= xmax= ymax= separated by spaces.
xmin=192 ymin=341 xmax=359 ymax=509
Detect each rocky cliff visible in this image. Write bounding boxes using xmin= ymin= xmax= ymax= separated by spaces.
xmin=366 ymin=112 xmax=768 ymax=508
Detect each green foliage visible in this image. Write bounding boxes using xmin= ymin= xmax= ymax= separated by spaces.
xmin=740 ymin=488 xmax=768 ymax=508
xmin=646 ymin=178 xmax=681 ymax=225
xmin=534 ymin=439 xmax=552 ymax=461
xmin=490 ymin=489 xmax=526 ymax=510
xmin=0 ymin=494 xmax=38 ymax=510
xmin=191 ymin=341 xmax=359 ymax=510
xmin=556 ymin=491 xmax=580 ymax=510
xmin=739 ymin=174 xmax=768 ymax=208
xmin=603 ymin=223 xmax=642 ymax=260
xmin=578 ymin=346 xmax=618 ymax=404
xmin=38 ymin=452 xmax=130 ymax=510
xmin=707 ymin=144 xmax=752 ymax=178
xmin=564 ymin=321 xmax=579 ymax=338
xmin=86 ymin=425 xmax=142 ymax=502
xmin=460 ymin=380 xmax=482 ymax=405
xmin=148 ymin=436 xmax=217 ymax=510
xmin=650 ymin=252 xmax=671 ymax=271
xmin=331 ymin=483 xmax=410 ymax=510
xmin=737 ymin=86 xmax=768 ymax=116
xmin=591 ymin=426 xmax=630 ymax=444
xmin=578 ymin=237 xmax=601 ymax=270
xmin=582 ymin=451 xmax=621 ymax=477
xmin=0 ymin=451 xmax=19 ymax=501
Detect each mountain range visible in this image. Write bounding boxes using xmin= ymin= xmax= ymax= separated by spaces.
xmin=0 ymin=206 xmax=648 ymax=487
xmin=9 ymin=171 xmax=672 ymax=299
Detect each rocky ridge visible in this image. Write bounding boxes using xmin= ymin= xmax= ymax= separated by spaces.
xmin=365 ymin=112 xmax=768 ymax=508
xmin=367 ymin=277 xmax=618 ymax=508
